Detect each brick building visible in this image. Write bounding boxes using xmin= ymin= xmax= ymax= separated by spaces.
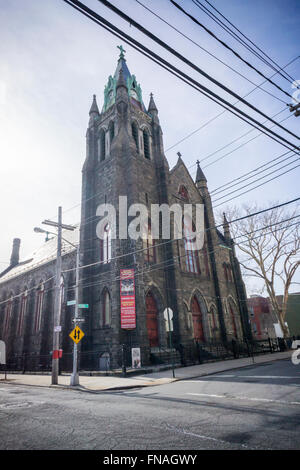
xmin=0 ymin=51 xmax=251 ymax=370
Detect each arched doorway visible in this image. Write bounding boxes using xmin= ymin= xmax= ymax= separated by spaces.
xmin=191 ymin=296 xmax=205 ymax=342
xmin=146 ymin=291 xmax=159 ymax=347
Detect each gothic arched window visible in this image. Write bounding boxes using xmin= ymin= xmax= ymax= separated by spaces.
xmin=34 ymin=283 xmax=44 ymax=333
xmin=132 ymin=122 xmax=139 ymax=151
xmin=142 ymin=220 xmax=155 ymax=263
xmin=102 ymin=289 xmax=111 ymax=327
xmin=100 ymin=223 xmax=112 ymax=264
xmin=183 ymin=216 xmax=200 ymax=274
xmin=143 ymin=129 xmax=150 ymax=159
xmin=179 ymin=185 xmax=189 ymax=201
xmin=3 ymin=296 xmax=13 ymax=338
xmin=109 ymin=121 xmax=115 ymax=143
xmin=17 ymin=289 xmax=28 ymax=336
xmin=99 ymin=129 xmax=106 ymax=161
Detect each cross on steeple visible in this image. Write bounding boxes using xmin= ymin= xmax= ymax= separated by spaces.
xmin=117 ymin=45 xmax=126 ymax=59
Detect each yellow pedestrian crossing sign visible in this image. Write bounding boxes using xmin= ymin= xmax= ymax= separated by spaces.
xmin=69 ymin=326 xmax=85 ymax=344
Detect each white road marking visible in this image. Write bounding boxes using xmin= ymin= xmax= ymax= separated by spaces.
xmin=186 ymin=393 xmax=300 ymax=406
xmin=161 ymin=423 xmax=257 ymax=450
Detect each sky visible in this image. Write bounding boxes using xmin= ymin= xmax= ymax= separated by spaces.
xmin=0 ymin=0 xmax=299 ymax=295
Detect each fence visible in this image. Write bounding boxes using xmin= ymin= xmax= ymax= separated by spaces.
xmin=1 ymin=337 xmax=291 ymax=375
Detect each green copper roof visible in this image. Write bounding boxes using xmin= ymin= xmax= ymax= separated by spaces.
xmin=102 ymin=47 xmax=147 ymax=113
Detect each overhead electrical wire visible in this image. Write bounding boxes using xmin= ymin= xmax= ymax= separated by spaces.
xmin=194 ymin=0 xmax=298 ymax=87
xmin=94 ymin=0 xmax=299 ymax=141
xmin=63 ymin=0 xmax=300 ymax=152
xmin=171 ymin=0 xmax=299 ymax=103
xmin=203 ymin=0 xmax=299 ymax=85
xmin=165 ymin=55 xmax=300 ymax=153
xmin=134 ymin=0 xmax=287 ymax=105
xmin=213 ymin=162 xmax=300 ymax=208
xmin=212 ymin=155 xmax=300 ymax=203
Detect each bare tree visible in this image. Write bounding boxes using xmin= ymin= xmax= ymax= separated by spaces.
xmin=221 ymin=202 xmax=300 ymax=338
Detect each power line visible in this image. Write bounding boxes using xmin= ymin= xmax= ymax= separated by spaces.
xmin=133 ymin=0 xmax=287 ymax=105
xmin=94 ymin=0 xmax=299 ymax=143
xmin=213 ymin=165 xmax=300 ymax=208
xmin=1 ymin=202 xmax=299 ymax=305
xmin=200 ymin=112 xmax=293 ymax=170
xmin=60 ymin=196 xmax=300 ymax=274
xmin=165 ymin=56 xmax=300 ymax=153
xmin=172 ymin=0 xmax=299 ymax=103
xmin=210 ymin=150 xmax=295 ymax=196
xmin=194 ymin=0 xmax=297 ymax=87
xmin=65 ymin=0 xmax=300 ymax=151
xmin=203 ymin=0 xmax=298 ymax=85
xmin=212 ymin=155 xmax=300 ymax=204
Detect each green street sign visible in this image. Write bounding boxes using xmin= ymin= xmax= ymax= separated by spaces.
xmin=67 ymin=300 xmax=76 ymax=306
xmin=78 ymin=304 xmax=89 ymax=309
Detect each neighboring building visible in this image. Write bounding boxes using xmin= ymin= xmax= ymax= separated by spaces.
xmin=247 ymin=295 xmax=277 ymax=339
xmin=248 ymin=293 xmax=300 ymax=339
xmin=0 ymin=50 xmax=251 ymax=370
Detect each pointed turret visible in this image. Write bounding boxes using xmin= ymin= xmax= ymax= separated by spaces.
xmin=148 ymin=93 xmax=158 ymax=113
xmin=89 ymin=94 xmax=99 ymax=115
xmin=88 ymin=94 xmax=99 ymax=127
xmin=223 ymin=212 xmax=231 ymax=240
xmin=195 ymin=160 xmax=207 ymax=184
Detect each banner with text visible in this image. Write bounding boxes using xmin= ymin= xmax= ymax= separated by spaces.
xmin=120 ymin=269 xmax=136 ymax=329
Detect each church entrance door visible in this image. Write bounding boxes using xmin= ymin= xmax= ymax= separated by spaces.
xmin=191 ymin=296 xmax=205 ymax=342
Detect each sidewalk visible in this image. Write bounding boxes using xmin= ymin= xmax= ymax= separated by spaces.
xmin=0 ymin=351 xmax=292 ymax=392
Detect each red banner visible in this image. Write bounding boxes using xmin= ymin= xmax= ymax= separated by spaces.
xmin=120 ymin=269 xmax=136 ymax=329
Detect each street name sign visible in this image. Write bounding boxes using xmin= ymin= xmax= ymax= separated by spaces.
xmin=78 ymin=304 xmax=89 ymax=309
xmin=67 ymin=300 xmax=76 ymax=306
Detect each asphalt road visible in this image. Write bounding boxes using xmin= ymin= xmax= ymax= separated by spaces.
xmin=0 ymin=358 xmax=299 ymax=450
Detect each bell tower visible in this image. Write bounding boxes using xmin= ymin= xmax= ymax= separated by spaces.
xmin=79 ymin=48 xmax=178 ymax=368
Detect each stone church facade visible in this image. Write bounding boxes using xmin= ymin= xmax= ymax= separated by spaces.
xmin=0 ymin=51 xmax=251 ymax=371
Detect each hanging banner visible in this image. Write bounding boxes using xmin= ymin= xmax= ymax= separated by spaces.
xmin=120 ymin=268 xmax=136 ymax=329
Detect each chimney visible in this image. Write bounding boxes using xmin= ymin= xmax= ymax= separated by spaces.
xmin=10 ymin=238 xmax=21 ymax=267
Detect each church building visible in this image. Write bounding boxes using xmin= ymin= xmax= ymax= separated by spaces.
xmin=0 ymin=50 xmax=251 ymax=371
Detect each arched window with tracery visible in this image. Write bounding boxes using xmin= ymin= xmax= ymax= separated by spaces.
xmin=228 ymin=301 xmax=238 ymax=339
xmin=143 ymin=129 xmax=150 ymax=159
xmin=142 ymin=220 xmax=155 ymax=263
xmin=179 ymin=185 xmax=189 ymax=201
xmin=34 ymin=283 xmax=44 ymax=333
xmin=109 ymin=121 xmax=115 ymax=144
xmin=102 ymin=289 xmax=111 ymax=327
xmin=132 ymin=122 xmax=139 ymax=151
xmin=100 ymin=223 xmax=112 ymax=264
xmin=3 ymin=296 xmax=13 ymax=338
xmin=17 ymin=290 xmax=28 ymax=336
xmin=183 ymin=216 xmax=200 ymax=274
xmin=98 ymin=128 xmax=106 ymax=161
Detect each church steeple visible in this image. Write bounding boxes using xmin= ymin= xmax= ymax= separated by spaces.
xmin=195 ymin=160 xmax=207 ymax=184
xmin=102 ymin=46 xmax=147 ymax=113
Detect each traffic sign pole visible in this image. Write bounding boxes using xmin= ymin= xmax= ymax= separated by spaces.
xmin=70 ymin=245 xmax=80 ymax=386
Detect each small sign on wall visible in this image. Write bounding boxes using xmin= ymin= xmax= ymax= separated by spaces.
xmin=0 ymin=341 xmax=6 ymax=365
xmin=131 ymin=348 xmax=141 ymax=369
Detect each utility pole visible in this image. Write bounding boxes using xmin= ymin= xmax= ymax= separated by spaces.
xmin=42 ymin=208 xmax=76 ymax=385
xmin=289 ymin=102 xmax=300 ymax=117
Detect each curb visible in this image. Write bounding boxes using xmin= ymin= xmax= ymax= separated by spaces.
xmin=0 ymin=353 xmax=291 ymax=392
